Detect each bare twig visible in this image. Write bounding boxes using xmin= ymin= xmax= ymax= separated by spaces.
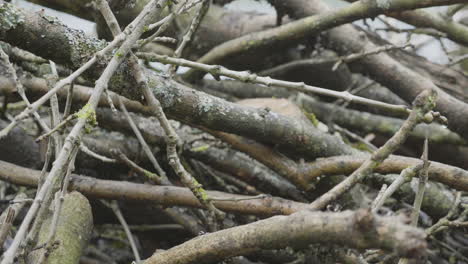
xmin=114 ymin=150 xmax=164 ymax=184
xmin=210 ymin=194 xmax=268 ymax=202
xmin=137 ymin=52 xmax=410 ymax=115
xmin=169 ymin=0 xmax=210 ymax=74
xmin=333 ymin=124 xmax=377 ymax=152
xmin=101 ymin=200 xmax=141 ymax=262
xmin=118 ymin=98 xmax=169 ymax=184
xmin=0 ymin=22 xmax=130 ymax=139
xmin=79 ymin=144 xmax=117 ymax=163
xmin=398 ymin=138 xmax=431 ymax=264
xmin=137 ymin=0 xmax=191 ymax=48
xmin=331 ymin=43 xmax=413 ymax=71
xmin=426 ymin=192 xmax=462 ymax=235
xmin=63 ymin=82 xmax=74 ymax=119
xmin=35 ymin=114 xmax=77 ymax=142
xmin=409 ymin=138 xmax=431 ymax=226
xmin=0 ymin=46 xmax=51 ymax=135
xmin=371 ymin=163 xmax=424 ymax=212
xmin=309 ymin=90 xmax=437 ymax=210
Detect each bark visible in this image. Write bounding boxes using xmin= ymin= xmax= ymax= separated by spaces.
xmin=0 ymin=3 xmax=355 ymax=159
xmin=0 ymin=119 xmax=42 ymax=169
xmin=143 ymin=209 xmax=426 ymax=264
xmin=0 ymin=160 xmax=309 ymax=216
xmin=27 ymin=192 xmax=93 ymax=264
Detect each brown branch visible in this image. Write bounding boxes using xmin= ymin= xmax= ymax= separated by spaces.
xmin=0 ymin=160 xmax=308 ymax=216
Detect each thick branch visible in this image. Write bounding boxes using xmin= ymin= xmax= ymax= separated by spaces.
xmin=0 ymin=4 xmax=355 ymax=159
xmin=143 ymin=209 xmax=426 ymax=264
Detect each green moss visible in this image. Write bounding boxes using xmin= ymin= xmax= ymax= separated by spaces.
xmin=191 ymin=145 xmax=210 ymax=152
xmin=0 ymin=3 xmax=25 ymax=31
xmin=76 ymin=103 xmax=97 ymax=133
xmin=192 ymin=178 xmax=209 ymax=202
xmin=351 ymin=142 xmax=372 ymax=152
xmin=144 ymin=169 xmax=159 ymax=180
xmin=303 ymin=109 xmax=319 ymax=127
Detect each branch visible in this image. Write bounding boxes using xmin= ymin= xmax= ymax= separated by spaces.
xmin=309 ymin=90 xmax=437 ymax=210
xmin=0 ymin=160 xmax=308 ymax=216
xmin=138 ymin=52 xmax=410 ymax=115
xmin=0 ymin=1 xmax=166 ymax=262
xmin=27 ymin=192 xmax=93 ymax=264
xmin=20 ymin=71 xmax=357 ymax=160
xmin=182 ymin=0 xmax=465 ymax=80
xmin=143 ymin=209 xmax=427 ymax=264
xmin=298 ymin=95 xmax=465 ymax=145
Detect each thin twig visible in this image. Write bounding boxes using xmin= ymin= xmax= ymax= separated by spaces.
xmin=35 ymin=114 xmax=77 ymax=142
xmin=114 ymin=150 xmax=163 ymax=184
xmin=118 ymin=98 xmax=169 ymax=183
xmin=333 ymin=124 xmax=377 ymax=152
xmin=210 ymin=194 xmax=268 ymax=202
xmin=409 ymin=138 xmax=431 ymax=226
xmin=137 ymin=52 xmax=410 ymax=115
xmin=169 ymin=0 xmax=210 ymax=75
xmin=332 ymin=43 xmax=413 ymax=71
xmin=101 ymin=200 xmax=141 ymax=262
xmin=79 ymin=144 xmax=117 ymax=163
xmin=448 ymin=53 xmax=468 ymax=66
xmin=398 ymin=137 xmax=430 ymax=264
xmin=371 ymin=163 xmax=424 ymax=212
xmin=0 ymin=47 xmax=51 ymax=136
xmin=426 ymin=192 xmax=462 ymax=235
xmin=63 ymin=82 xmax=74 ymax=119
xmin=309 ymin=90 xmax=437 ymax=210
xmin=0 ymin=28 xmax=127 ymax=140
